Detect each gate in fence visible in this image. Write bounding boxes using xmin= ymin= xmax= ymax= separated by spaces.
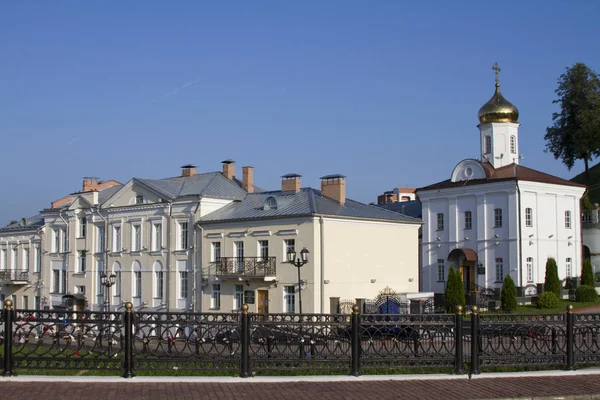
xmin=1 ymin=300 xmax=600 ymax=378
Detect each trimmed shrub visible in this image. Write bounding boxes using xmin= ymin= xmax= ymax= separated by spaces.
xmin=581 ymin=258 xmax=595 ymax=287
xmin=575 ymin=285 xmax=598 ymax=302
xmin=444 ymin=267 xmax=465 ymax=313
xmin=544 ymin=258 xmax=561 ymax=298
xmin=500 ymin=275 xmax=517 ymax=312
xmin=536 ymin=291 xmax=560 ymax=309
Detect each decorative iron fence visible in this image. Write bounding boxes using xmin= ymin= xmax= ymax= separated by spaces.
xmin=212 ymin=257 xmax=276 ymax=277
xmin=1 ymin=301 xmax=599 ymax=378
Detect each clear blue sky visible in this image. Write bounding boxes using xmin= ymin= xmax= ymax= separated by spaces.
xmin=1 ymin=1 xmax=599 ymax=225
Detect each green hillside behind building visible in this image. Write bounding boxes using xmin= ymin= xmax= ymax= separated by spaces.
xmin=571 ymin=163 xmax=600 ymax=205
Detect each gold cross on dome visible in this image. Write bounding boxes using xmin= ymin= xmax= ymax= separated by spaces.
xmin=492 ymin=62 xmax=501 ymax=85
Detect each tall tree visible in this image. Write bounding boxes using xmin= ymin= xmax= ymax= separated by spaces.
xmin=544 ymin=63 xmax=600 ymax=181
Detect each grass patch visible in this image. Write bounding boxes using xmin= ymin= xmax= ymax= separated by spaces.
xmin=516 ymin=298 xmax=600 ymax=314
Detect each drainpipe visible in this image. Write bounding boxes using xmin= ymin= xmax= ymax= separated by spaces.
xmin=166 ymin=203 xmax=172 ymax=312
xmin=196 ymin=224 xmax=204 ymax=313
xmin=319 ymin=216 xmax=325 ymax=313
xmin=191 ymin=198 xmax=201 ymax=312
xmin=94 ymin=206 xmax=109 ymax=308
xmin=58 ymin=210 xmax=70 ymax=299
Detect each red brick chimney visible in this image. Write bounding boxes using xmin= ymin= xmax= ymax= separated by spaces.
xmin=320 ymin=174 xmax=346 ymax=205
xmin=281 ymin=173 xmax=301 ymax=192
xmin=222 ymin=159 xmax=235 ymax=180
xmin=181 ymin=164 xmax=197 ymax=177
xmin=242 ymin=166 xmax=254 ymax=193
xmin=83 ymin=177 xmax=100 ymax=192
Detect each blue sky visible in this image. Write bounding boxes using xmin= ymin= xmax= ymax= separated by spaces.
xmin=1 ymin=1 xmax=599 ymax=225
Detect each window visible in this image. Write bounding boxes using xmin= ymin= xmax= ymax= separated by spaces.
xmin=494 ymin=208 xmax=503 ymax=228
xmin=495 ymin=258 xmax=504 ymax=282
xmin=565 ymin=211 xmax=572 ymax=229
xmin=34 ymin=247 xmax=40 ymax=273
xmin=527 ymin=257 xmax=533 ymax=282
xmin=178 ymin=221 xmax=189 ymax=250
xmin=437 ymin=213 xmax=444 ymax=231
xmin=114 ymin=267 xmax=122 ymax=297
xmin=23 ymin=248 xmax=29 ymax=272
xmin=97 ymin=267 xmax=104 ymax=296
xmin=97 ymin=226 xmax=105 ymax=253
xmin=135 ymin=195 xmax=144 ymax=204
xmin=284 ymin=286 xmax=295 ymax=313
xmin=61 ymin=229 xmax=68 ymax=253
xmin=510 ymin=135 xmax=516 ymax=154
xmin=11 ymin=248 xmax=17 ymax=268
xmin=22 ymin=296 xmax=28 ymax=310
xmin=234 ymin=241 xmax=244 ymax=273
xmin=155 ymin=269 xmax=164 ymax=299
xmin=79 ymin=217 xmax=87 ymax=238
xmin=210 ymin=284 xmax=221 ymax=309
xmin=484 ymin=135 xmax=492 ymax=154
xmin=464 ymin=211 xmax=472 ymax=230
xmin=525 ymin=208 xmax=533 ymax=227
xmin=78 ymin=251 xmax=86 ymax=273
xmin=234 ymin=284 xmax=244 ymax=310
xmin=133 ymin=268 xmax=142 ymax=298
xmin=52 ymin=229 xmax=59 ymax=253
xmin=0 ymin=249 xmax=6 ymax=270
xmin=284 ymin=239 xmax=295 ymax=260
xmin=180 ymin=271 xmax=188 ymax=299
xmin=132 ymin=224 xmax=141 ymax=251
xmin=152 ymin=223 xmax=162 ymax=251
xmin=113 ymin=226 xmax=122 ymax=252
xmin=76 ymin=286 xmax=86 ymax=294
xmin=566 ymin=258 xmax=572 ymax=277
xmin=211 ymin=242 xmax=221 ymax=262
xmin=258 ymin=240 xmax=269 ymax=261
xmin=437 ymin=259 xmax=445 ymax=282
xmin=52 ymin=269 xmax=61 ymax=293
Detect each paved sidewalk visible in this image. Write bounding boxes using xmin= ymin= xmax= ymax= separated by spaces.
xmin=1 ymin=370 xmax=600 ymax=400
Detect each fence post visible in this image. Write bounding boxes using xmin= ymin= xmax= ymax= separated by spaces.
xmin=454 ymin=305 xmax=464 ymax=375
xmin=469 ymin=305 xmax=480 ymax=376
xmin=2 ymin=299 xmax=14 ymax=377
xmin=350 ymin=304 xmax=361 ymax=377
xmin=566 ymin=304 xmax=574 ymax=370
xmin=240 ymin=304 xmax=251 ymax=378
xmin=122 ymin=302 xmax=135 ymax=378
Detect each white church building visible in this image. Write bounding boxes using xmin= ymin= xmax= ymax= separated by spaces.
xmin=416 ymin=65 xmax=586 ymax=296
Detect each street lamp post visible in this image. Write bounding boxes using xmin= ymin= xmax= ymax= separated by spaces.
xmin=101 ymin=273 xmax=117 ymax=313
xmin=287 ymin=247 xmax=310 ymax=314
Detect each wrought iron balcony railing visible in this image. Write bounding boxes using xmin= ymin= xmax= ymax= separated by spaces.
xmin=0 ymin=269 xmax=30 ymax=284
xmin=213 ymin=257 xmax=276 ymax=277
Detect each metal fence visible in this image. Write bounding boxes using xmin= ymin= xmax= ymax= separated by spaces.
xmin=1 ymin=301 xmax=599 ymax=377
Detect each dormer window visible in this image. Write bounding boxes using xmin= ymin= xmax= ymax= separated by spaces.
xmin=135 ymin=195 xmax=144 ymax=205
xmin=264 ymin=197 xmax=278 ymax=210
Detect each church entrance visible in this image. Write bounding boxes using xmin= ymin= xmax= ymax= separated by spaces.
xmin=448 ymin=248 xmax=478 ymax=294
xmin=460 ymin=265 xmax=472 ymax=292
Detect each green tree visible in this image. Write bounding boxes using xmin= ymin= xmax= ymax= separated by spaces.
xmin=544 ymin=63 xmax=600 ymax=181
xmin=500 ymin=275 xmax=517 ymax=312
xmin=544 ymin=257 xmax=561 ymax=298
xmin=582 ymin=194 xmax=594 ymax=211
xmin=581 ymin=258 xmax=595 ymax=287
xmin=444 ymin=267 xmax=465 ymax=313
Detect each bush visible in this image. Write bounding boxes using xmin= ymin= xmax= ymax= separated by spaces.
xmin=581 ymin=258 xmax=595 ymax=287
xmin=575 ymin=285 xmax=598 ymax=302
xmin=444 ymin=267 xmax=465 ymax=313
xmin=500 ymin=275 xmax=517 ymax=312
xmin=544 ymin=258 xmax=561 ymax=298
xmin=536 ymin=292 xmax=560 ymax=309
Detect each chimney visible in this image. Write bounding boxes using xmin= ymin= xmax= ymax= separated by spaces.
xmin=320 ymin=174 xmax=346 ymax=205
xmin=281 ymin=173 xmax=302 ymax=192
xmin=181 ymin=164 xmax=197 ymax=177
xmin=222 ymin=159 xmax=235 ymax=180
xmin=83 ymin=176 xmax=100 ymax=192
xmin=242 ymin=166 xmax=254 ymax=193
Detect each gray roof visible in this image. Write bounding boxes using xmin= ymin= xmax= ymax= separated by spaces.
xmin=135 ymin=172 xmax=265 ymax=201
xmin=1 ymin=214 xmax=44 ymax=232
xmin=376 ymin=200 xmax=423 ymax=219
xmin=199 ymin=188 xmax=423 ymax=224
xmin=98 ymin=185 xmax=122 ymax=204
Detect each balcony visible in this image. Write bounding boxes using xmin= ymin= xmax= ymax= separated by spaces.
xmin=213 ymin=257 xmax=276 ymax=278
xmin=0 ymin=269 xmax=30 ymax=284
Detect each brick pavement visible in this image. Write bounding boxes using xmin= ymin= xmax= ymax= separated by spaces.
xmin=1 ymin=374 xmax=600 ymax=400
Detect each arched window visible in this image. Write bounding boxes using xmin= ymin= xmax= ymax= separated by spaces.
xmin=484 ymin=136 xmax=492 ymax=154
xmin=153 ymin=261 xmax=164 ymax=300
xmin=264 ymin=196 xmax=278 ymax=210
xmin=526 ymin=257 xmax=533 ymax=282
xmin=132 ymin=261 xmax=142 ymax=298
xmin=112 ymin=262 xmax=122 ymax=298
xmin=510 ymin=135 xmax=516 ymax=154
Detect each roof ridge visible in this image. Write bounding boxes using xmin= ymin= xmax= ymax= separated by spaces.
xmin=307 ymin=187 xmax=318 ymax=213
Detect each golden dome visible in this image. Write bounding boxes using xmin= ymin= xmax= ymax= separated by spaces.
xmin=478 ymin=83 xmax=519 ymax=123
